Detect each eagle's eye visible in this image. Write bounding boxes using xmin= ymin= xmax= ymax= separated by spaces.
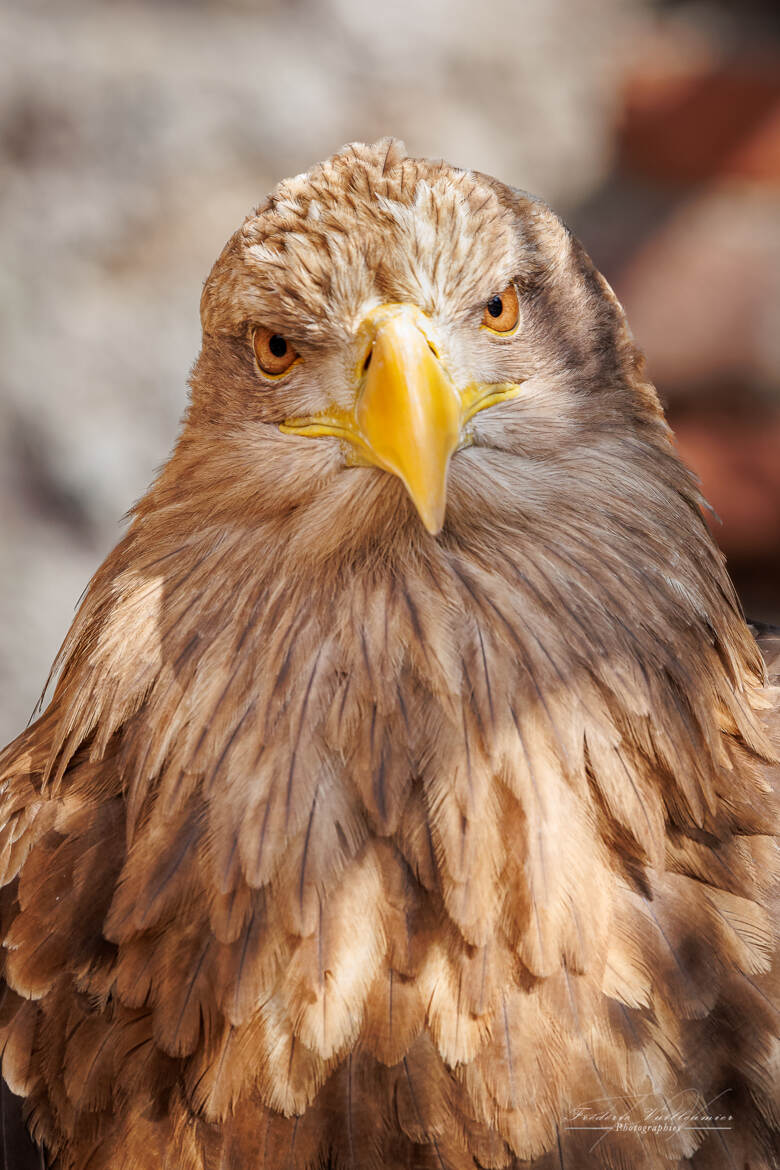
xmin=252 ymin=327 xmax=299 ymax=377
xmin=482 ymin=284 xmax=520 ymax=335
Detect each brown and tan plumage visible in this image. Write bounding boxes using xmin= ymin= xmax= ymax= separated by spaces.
xmin=0 ymin=139 xmax=778 ymax=1169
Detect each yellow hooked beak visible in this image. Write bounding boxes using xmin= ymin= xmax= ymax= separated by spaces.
xmin=280 ymin=304 xmax=522 ymax=535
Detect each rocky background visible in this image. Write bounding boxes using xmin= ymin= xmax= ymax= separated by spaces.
xmin=1 ymin=0 xmax=778 ymax=742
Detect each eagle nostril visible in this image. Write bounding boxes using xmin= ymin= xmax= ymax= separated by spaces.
xmin=363 ymin=349 xmax=373 ymax=372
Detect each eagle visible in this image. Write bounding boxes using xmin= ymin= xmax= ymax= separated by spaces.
xmin=0 ymin=139 xmax=777 ymax=1170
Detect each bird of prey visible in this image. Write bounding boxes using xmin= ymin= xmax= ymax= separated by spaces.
xmin=0 ymin=139 xmax=778 ymax=1170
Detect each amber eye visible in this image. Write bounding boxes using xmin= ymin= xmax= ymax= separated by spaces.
xmin=482 ymin=283 xmax=520 ymax=334
xmin=252 ymin=327 xmax=299 ymax=377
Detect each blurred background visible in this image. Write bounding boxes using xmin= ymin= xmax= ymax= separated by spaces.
xmin=0 ymin=0 xmax=778 ymax=742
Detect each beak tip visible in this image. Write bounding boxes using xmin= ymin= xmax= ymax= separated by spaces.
xmin=419 ymin=505 xmax=446 ymax=536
